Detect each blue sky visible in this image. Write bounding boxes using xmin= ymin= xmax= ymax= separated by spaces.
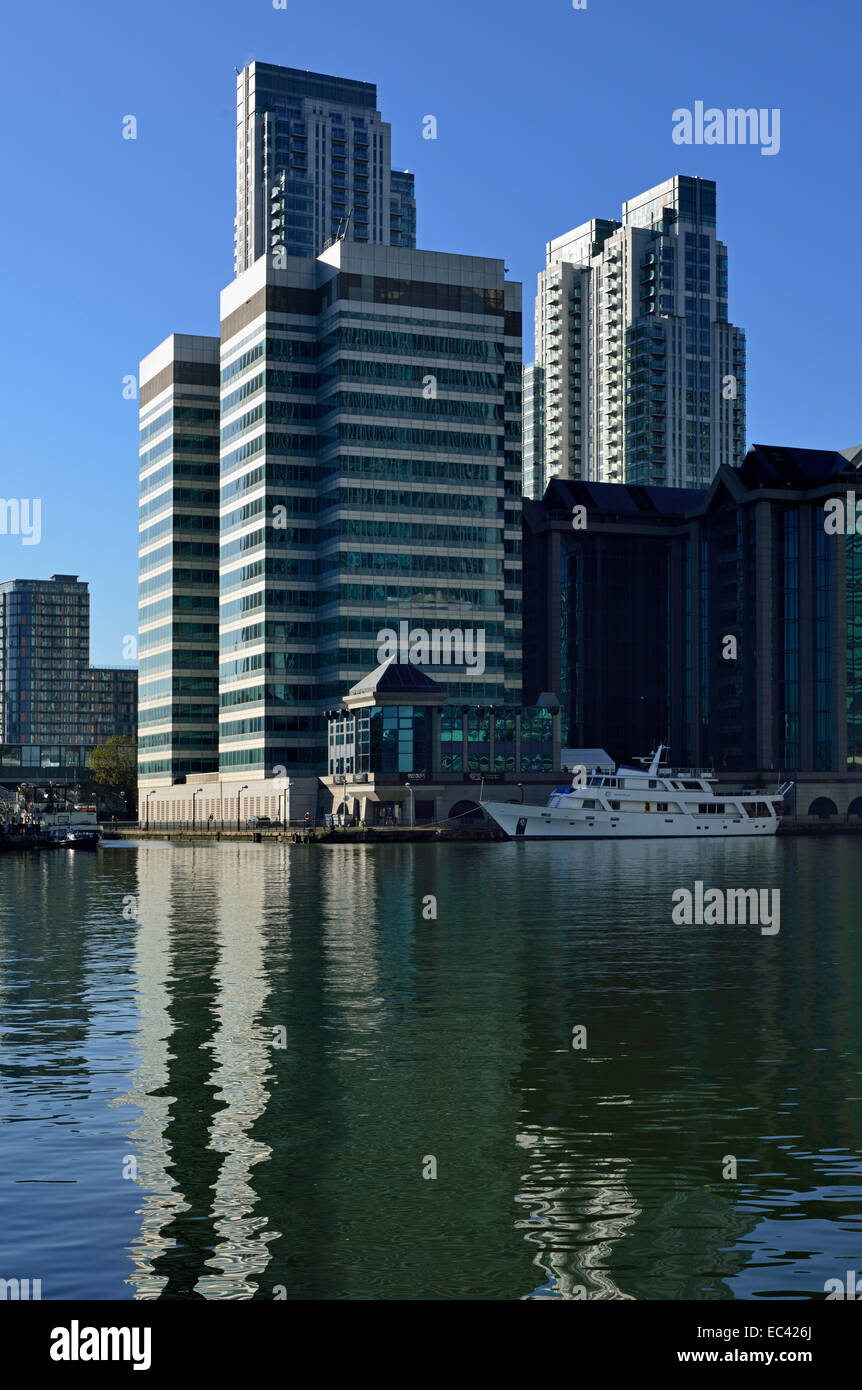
xmin=3 ymin=0 xmax=860 ymax=665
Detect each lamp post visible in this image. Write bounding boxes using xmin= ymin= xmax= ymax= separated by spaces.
xmin=404 ymin=781 xmax=415 ymax=829
xmin=237 ymin=784 xmax=248 ymax=833
xmin=145 ymin=789 xmax=155 ymax=829
xmin=192 ymin=786 xmax=203 ymax=831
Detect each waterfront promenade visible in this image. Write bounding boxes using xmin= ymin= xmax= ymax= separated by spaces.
xmin=106 ymin=824 xmax=502 ymax=843
xmin=103 ymin=815 xmax=862 ymax=843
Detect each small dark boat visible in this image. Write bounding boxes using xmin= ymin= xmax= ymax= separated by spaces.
xmin=64 ymin=828 xmax=101 ymax=850
xmin=36 ymin=825 xmax=73 ymax=848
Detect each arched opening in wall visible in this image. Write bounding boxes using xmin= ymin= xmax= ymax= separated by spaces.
xmin=808 ymin=796 xmax=838 ymax=818
xmin=446 ymin=799 xmax=485 ymax=825
xmin=848 ymin=797 xmax=862 ymax=818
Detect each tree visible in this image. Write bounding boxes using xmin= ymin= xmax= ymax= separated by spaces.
xmin=87 ymin=736 xmax=137 ymax=814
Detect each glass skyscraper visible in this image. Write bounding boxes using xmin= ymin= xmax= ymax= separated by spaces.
xmin=139 ymin=59 xmax=522 ymax=796
xmin=218 ymin=241 xmax=523 ymax=777
xmin=234 ymin=62 xmax=416 ymax=274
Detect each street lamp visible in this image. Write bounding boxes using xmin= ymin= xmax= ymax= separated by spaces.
xmin=145 ymin=788 xmax=155 ymax=829
xmin=191 ymin=786 xmax=204 ymax=831
xmin=404 ymin=782 xmax=415 ymax=829
xmin=237 ymin=784 xmax=248 ymax=833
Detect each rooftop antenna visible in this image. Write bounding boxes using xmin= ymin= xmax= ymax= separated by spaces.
xmin=324 ymin=207 xmax=354 ymax=252
xmin=330 ymin=206 xmax=353 ymax=247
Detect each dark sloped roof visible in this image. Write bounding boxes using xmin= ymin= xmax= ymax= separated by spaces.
xmin=542 ymin=477 xmax=706 ymax=519
xmin=348 ymin=657 xmax=444 ymax=697
xmin=529 ymin=444 xmax=860 ymax=532
xmin=738 ymin=443 xmax=855 ymax=488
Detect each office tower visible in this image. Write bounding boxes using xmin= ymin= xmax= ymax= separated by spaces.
xmin=525 ymin=176 xmax=746 ymax=498
xmin=522 ymin=444 xmax=862 ymax=811
xmin=138 ymin=336 xmax=221 ymax=789
xmin=218 ymin=241 xmax=523 ymax=777
xmin=0 ymin=575 xmax=136 ymax=784
xmin=234 ymin=62 xmax=416 ymax=274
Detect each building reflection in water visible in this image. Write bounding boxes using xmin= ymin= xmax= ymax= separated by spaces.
xmin=124 ymin=844 xmax=278 ymax=1297
xmin=108 ymin=835 xmax=862 ymax=1300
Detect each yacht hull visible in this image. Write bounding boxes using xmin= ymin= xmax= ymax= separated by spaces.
xmin=480 ymin=802 xmax=780 ymax=839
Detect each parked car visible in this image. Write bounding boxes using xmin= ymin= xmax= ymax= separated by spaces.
xmin=246 ymin=815 xmax=274 ymax=828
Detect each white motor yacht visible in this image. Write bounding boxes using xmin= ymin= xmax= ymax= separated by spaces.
xmin=481 ymin=746 xmax=792 ymax=839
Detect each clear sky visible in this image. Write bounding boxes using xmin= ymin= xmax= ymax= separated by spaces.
xmin=3 ymin=0 xmax=860 ymax=665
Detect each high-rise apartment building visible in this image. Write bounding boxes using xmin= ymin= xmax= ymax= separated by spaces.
xmin=0 ymin=575 xmax=136 ymax=784
xmin=138 ymin=335 xmax=221 ymax=785
xmin=234 ymin=62 xmax=416 ymax=274
xmin=525 ymin=176 xmax=746 ymax=498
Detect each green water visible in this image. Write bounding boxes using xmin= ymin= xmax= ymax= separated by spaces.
xmin=0 ymin=835 xmax=860 ymax=1299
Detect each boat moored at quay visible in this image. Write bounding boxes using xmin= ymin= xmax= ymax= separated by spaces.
xmin=63 ymin=827 xmax=102 ymax=849
xmin=480 ymin=747 xmax=793 ymax=840
xmin=0 ymin=794 xmax=103 ymax=852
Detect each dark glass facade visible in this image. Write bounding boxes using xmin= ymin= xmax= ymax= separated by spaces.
xmin=556 ymin=528 xmax=676 ymax=765
xmin=366 ymin=705 xmax=430 ymax=775
xmin=327 ymin=702 xmax=554 ymax=778
xmin=848 ymin=534 xmax=862 ymax=771
xmin=440 ymin=706 xmax=463 ymax=772
xmin=523 ymin=446 xmax=862 ymax=781
xmin=779 ymin=509 xmax=800 ymax=768
xmin=814 ymin=521 xmax=833 ymax=771
xmin=0 ymin=576 xmax=136 ymax=780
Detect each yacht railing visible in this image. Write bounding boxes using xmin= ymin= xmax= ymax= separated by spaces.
xmin=584 ymin=771 xmax=715 ymax=788
xmin=580 ymin=770 xmax=794 ymax=794
xmin=656 ymin=767 xmax=717 ymax=778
